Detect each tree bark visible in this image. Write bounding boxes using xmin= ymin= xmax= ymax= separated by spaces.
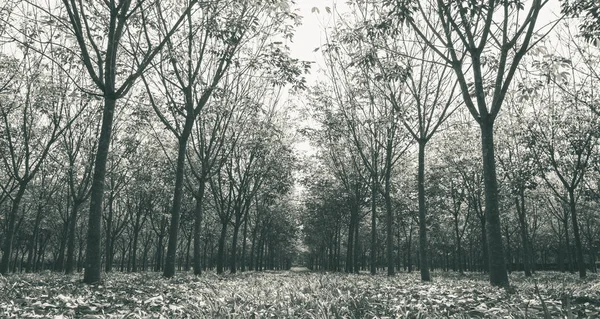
xmin=193 ymin=181 xmax=206 ymax=275
xmin=241 ymin=215 xmax=248 ymax=272
xmin=515 ymin=190 xmax=532 ymax=276
xmin=26 ymin=205 xmax=43 ymax=273
xmin=568 ymin=189 xmax=586 ymax=278
xmin=164 ymin=133 xmax=192 ymax=278
xmin=480 ymin=122 xmax=509 ymax=287
xmin=1 ymin=185 xmax=26 ymax=274
xmin=83 ymin=95 xmax=117 ymax=284
xmin=370 ymin=173 xmax=377 ymax=275
xmin=217 ymin=222 xmax=227 ymax=274
xmin=345 ymin=203 xmax=357 ymax=273
xmin=230 ymin=213 xmax=242 ymax=273
xmin=65 ymin=201 xmax=83 ymax=274
xmin=417 ymin=141 xmax=430 ymax=281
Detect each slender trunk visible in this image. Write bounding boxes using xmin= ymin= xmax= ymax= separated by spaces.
xmin=479 ymin=208 xmax=488 ymax=271
xmin=0 ymin=185 xmax=26 ymax=274
xmin=83 ymin=96 xmax=117 ymax=284
xmin=370 ymin=174 xmax=377 ymax=275
xmin=131 ymin=213 xmax=141 ymax=272
xmin=346 ymin=203 xmax=356 ymax=273
xmin=250 ymin=220 xmax=258 ymax=271
xmin=480 ymin=122 xmax=508 ymax=287
xmin=55 ymin=218 xmax=68 ymax=271
xmin=417 ymin=141 xmax=430 ymax=281
xmin=515 ymin=190 xmax=532 ymax=277
xmin=26 ymin=206 xmax=43 ymax=273
xmin=230 ymin=214 xmax=241 ymax=273
xmin=407 ymin=224 xmax=413 ymax=272
xmin=164 ymin=132 xmax=192 ymax=278
xmin=454 ymin=215 xmax=463 ymax=274
xmin=217 ymin=222 xmax=227 ymax=274
xmin=241 ymin=215 xmax=248 ymax=272
xmin=105 ymin=195 xmax=114 ymax=272
xmin=563 ymin=212 xmax=573 ymax=273
xmin=354 ymin=215 xmax=360 ymax=274
xmin=568 ymin=189 xmax=586 ymax=278
xmin=65 ymin=202 xmax=82 ymax=274
xmin=193 ymin=180 xmax=206 ymax=275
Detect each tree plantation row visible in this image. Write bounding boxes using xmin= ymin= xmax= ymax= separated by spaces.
xmin=0 ymin=0 xmax=599 ymax=289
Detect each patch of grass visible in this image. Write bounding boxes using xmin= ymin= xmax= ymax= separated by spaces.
xmin=1 ymin=270 xmax=598 ymax=318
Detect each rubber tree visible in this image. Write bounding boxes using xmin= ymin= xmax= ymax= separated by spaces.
xmin=0 ymin=46 xmax=75 ymax=274
xmin=527 ymin=83 xmax=599 ymax=279
xmin=58 ymin=0 xmax=198 ymax=283
xmin=388 ymin=0 xmax=555 ymax=286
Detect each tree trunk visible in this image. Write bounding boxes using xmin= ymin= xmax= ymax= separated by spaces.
xmin=454 ymin=215 xmax=463 ymax=274
xmin=417 ymin=141 xmax=430 ymax=281
xmin=65 ymin=202 xmax=82 ymax=274
xmin=131 ymin=215 xmax=141 ymax=272
xmin=568 ymin=189 xmax=586 ymax=278
xmin=250 ymin=221 xmax=259 ymax=271
xmin=354 ymin=215 xmax=360 ymax=273
xmin=193 ymin=181 xmax=206 ymax=275
xmin=370 ymin=173 xmax=377 ymax=275
xmin=0 ymin=185 xmax=26 ymax=274
xmin=241 ymin=215 xmax=248 ymax=272
xmin=480 ymin=122 xmax=509 ymax=287
xmin=164 ymin=133 xmax=192 ymax=278
xmin=345 ymin=203 xmax=356 ymax=273
xmin=515 ymin=190 xmax=532 ymax=277
xmin=230 ymin=214 xmax=241 ymax=274
xmin=83 ymin=96 xmax=117 ymax=284
xmin=105 ymin=195 xmax=114 ymax=273
xmin=26 ymin=206 xmax=43 ymax=273
xmin=563 ymin=212 xmax=573 ymax=273
xmin=217 ymin=222 xmax=228 ymax=274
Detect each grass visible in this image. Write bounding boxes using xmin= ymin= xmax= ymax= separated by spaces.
xmin=1 ymin=269 xmax=599 ymax=318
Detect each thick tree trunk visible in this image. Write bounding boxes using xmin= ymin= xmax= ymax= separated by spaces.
xmin=164 ymin=133 xmax=191 ymax=278
xmin=417 ymin=141 xmax=430 ymax=281
xmin=480 ymin=122 xmax=509 ymax=287
xmin=568 ymin=190 xmax=586 ymax=278
xmin=0 ymin=185 xmax=26 ymax=274
xmin=193 ymin=181 xmax=206 ymax=275
xmin=83 ymin=96 xmax=117 ymax=284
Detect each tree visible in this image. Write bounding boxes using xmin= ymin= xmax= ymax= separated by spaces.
xmin=58 ymin=0 xmax=197 ymax=283
xmin=388 ymin=0 xmax=555 ymax=286
xmin=528 ymin=85 xmax=599 ymax=278
xmin=373 ymin=25 xmax=459 ymax=281
xmin=0 ymin=46 xmax=77 ymax=274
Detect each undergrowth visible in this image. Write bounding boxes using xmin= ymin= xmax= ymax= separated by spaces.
xmin=1 ymin=270 xmax=598 ymax=318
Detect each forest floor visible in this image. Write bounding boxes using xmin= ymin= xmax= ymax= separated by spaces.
xmin=1 ymin=270 xmax=599 ymax=318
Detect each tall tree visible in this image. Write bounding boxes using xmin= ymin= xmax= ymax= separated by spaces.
xmin=388 ymin=0 xmax=556 ymax=286
xmin=58 ymin=0 xmax=197 ymax=283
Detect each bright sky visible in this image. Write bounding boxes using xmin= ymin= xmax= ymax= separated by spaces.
xmin=288 ymin=0 xmax=350 ymax=83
